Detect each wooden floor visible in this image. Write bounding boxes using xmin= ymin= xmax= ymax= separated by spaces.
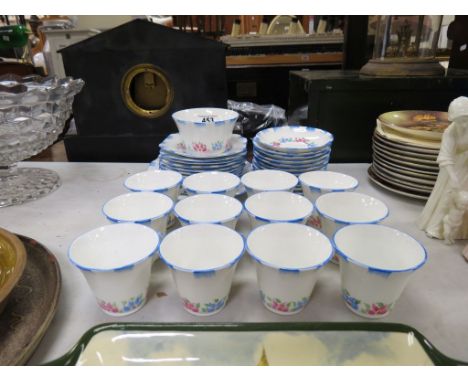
xmin=28 ymin=141 xmax=68 ymax=162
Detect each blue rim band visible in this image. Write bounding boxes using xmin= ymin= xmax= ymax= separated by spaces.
xmin=193 ymin=270 xmax=216 ymax=277
xmin=279 ymin=268 xmax=300 ymax=273
xmin=302 ymin=182 xmax=359 ymax=193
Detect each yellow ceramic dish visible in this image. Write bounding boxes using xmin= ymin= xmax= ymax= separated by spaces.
xmin=0 ymin=228 xmax=27 ymax=315
xmin=378 ymin=110 xmax=449 ymax=141
xmin=375 ymin=124 xmax=441 ymax=150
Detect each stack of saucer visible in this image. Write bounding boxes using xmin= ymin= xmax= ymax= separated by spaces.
xmin=158 ymin=133 xmax=247 ymax=177
xmin=252 ymin=126 xmax=333 ymax=190
xmin=369 ymin=110 xmax=447 ymax=200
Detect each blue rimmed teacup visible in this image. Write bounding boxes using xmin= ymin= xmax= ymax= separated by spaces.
xmin=124 ymin=170 xmax=182 ymax=228
xmin=333 ymin=224 xmax=427 ymax=319
xmin=68 ymin=223 xmax=159 ymax=316
xmin=183 ymin=171 xmax=240 ymax=197
xmin=159 ymin=223 xmax=245 ymax=316
xmin=299 ymin=170 xmax=359 ymax=204
xmin=246 ymin=222 xmax=333 ymax=315
xmin=241 ymin=169 xmax=298 ymax=197
xmin=174 ymin=193 xmax=243 ymax=230
xmin=102 ymin=192 xmax=174 ymax=256
xmin=315 ymin=192 xmax=389 ymax=264
xmin=244 ymin=191 xmax=313 ymax=229
xmin=172 ymin=108 xmax=238 ymax=156
xmin=124 ymin=169 xmax=183 ymax=202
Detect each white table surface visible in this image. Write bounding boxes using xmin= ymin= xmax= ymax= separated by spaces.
xmin=1 ymin=161 xmax=467 ymax=365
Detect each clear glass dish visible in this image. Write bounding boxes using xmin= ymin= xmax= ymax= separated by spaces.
xmin=0 ymin=74 xmax=84 ymax=207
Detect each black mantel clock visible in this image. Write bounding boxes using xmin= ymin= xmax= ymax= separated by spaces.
xmin=60 ymin=19 xmax=228 ymax=162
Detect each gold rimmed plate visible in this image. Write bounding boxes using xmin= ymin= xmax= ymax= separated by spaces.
xmin=372 ymin=150 xmax=439 ymax=175
xmin=373 ymin=143 xmax=439 ymax=169
xmin=368 ymin=166 xmax=430 ymax=201
xmin=373 ymin=130 xmax=440 ymax=155
xmin=373 ymin=155 xmax=438 ymax=181
xmin=372 ymin=138 xmax=438 ymax=161
xmin=371 ymin=164 xmax=434 ymax=193
xmin=375 ymin=124 xmax=441 ymax=150
xmin=372 ymin=161 xmax=436 ymax=187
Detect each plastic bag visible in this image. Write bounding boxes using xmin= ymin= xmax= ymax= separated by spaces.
xmin=228 ymin=100 xmax=287 ymax=138
xmin=288 ymin=105 xmax=309 ymax=126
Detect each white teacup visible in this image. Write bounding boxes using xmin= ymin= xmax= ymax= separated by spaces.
xmin=68 ymin=223 xmax=159 ymax=316
xmin=315 ymin=192 xmax=388 ymax=264
xmin=124 ymin=170 xmax=182 ymax=229
xmin=172 ymin=108 xmax=238 ymax=156
xmin=299 ymin=170 xmax=358 ymax=203
xmin=102 ymin=192 xmax=173 ymax=239
xmin=183 ymin=171 xmax=240 ymax=197
xmin=174 ymin=193 xmax=243 ymax=230
xmin=333 ymin=224 xmax=427 ymax=319
xmin=159 ymin=224 xmax=244 ymax=316
xmin=124 ymin=169 xmax=183 ymax=202
xmin=244 ymin=191 xmax=313 ymax=229
xmin=247 ymin=223 xmax=333 ymax=315
xmin=241 ymin=170 xmax=298 ymax=197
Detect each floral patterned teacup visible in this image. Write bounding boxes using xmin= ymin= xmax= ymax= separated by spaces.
xmin=315 ymin=192 xmax=388 ymax=264
xmin=183 ymin=171 xmax=240 ymax=197
xmin=159 ymin=224 xmax=244 ymax=316
xmin=124 ymin=169 xmax=183 ymax=230
xmin=124 ymin=169 xmax=183 ymax=202
xmin=299 ymin=170 xmax=358 ymax=204
xmin=68 ymin=223 xmax=159 ymax=316
xmin=334 ymin=224 xmax=427 ymax=319
xmin=246 ymin=223 xmax=333 ymax=315
xmin=172 ymin=108 xmax=238 ymax=157
xmin=241 ymin=170 xmax=298 ymax=197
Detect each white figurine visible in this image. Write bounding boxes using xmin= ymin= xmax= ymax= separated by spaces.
xmin=442 ymin=190 xmax=468 ymax=244
xmin=418 ymin=96 xmax=468 ymax=241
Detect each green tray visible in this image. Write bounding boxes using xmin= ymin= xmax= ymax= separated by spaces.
xmin=44 ymin=322 xmax=467 ymax=366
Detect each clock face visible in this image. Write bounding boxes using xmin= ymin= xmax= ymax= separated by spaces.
xmin=121 ymin=63 xmax=174 ymax=119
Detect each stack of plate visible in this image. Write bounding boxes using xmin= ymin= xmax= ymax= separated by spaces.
xmin=369 ymin=110 xmax=448 ymax=200
xmin=158 ymin=133 xmax=247 ymax=177
xmin=252 ymin=126 xmax=333 ymax=190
